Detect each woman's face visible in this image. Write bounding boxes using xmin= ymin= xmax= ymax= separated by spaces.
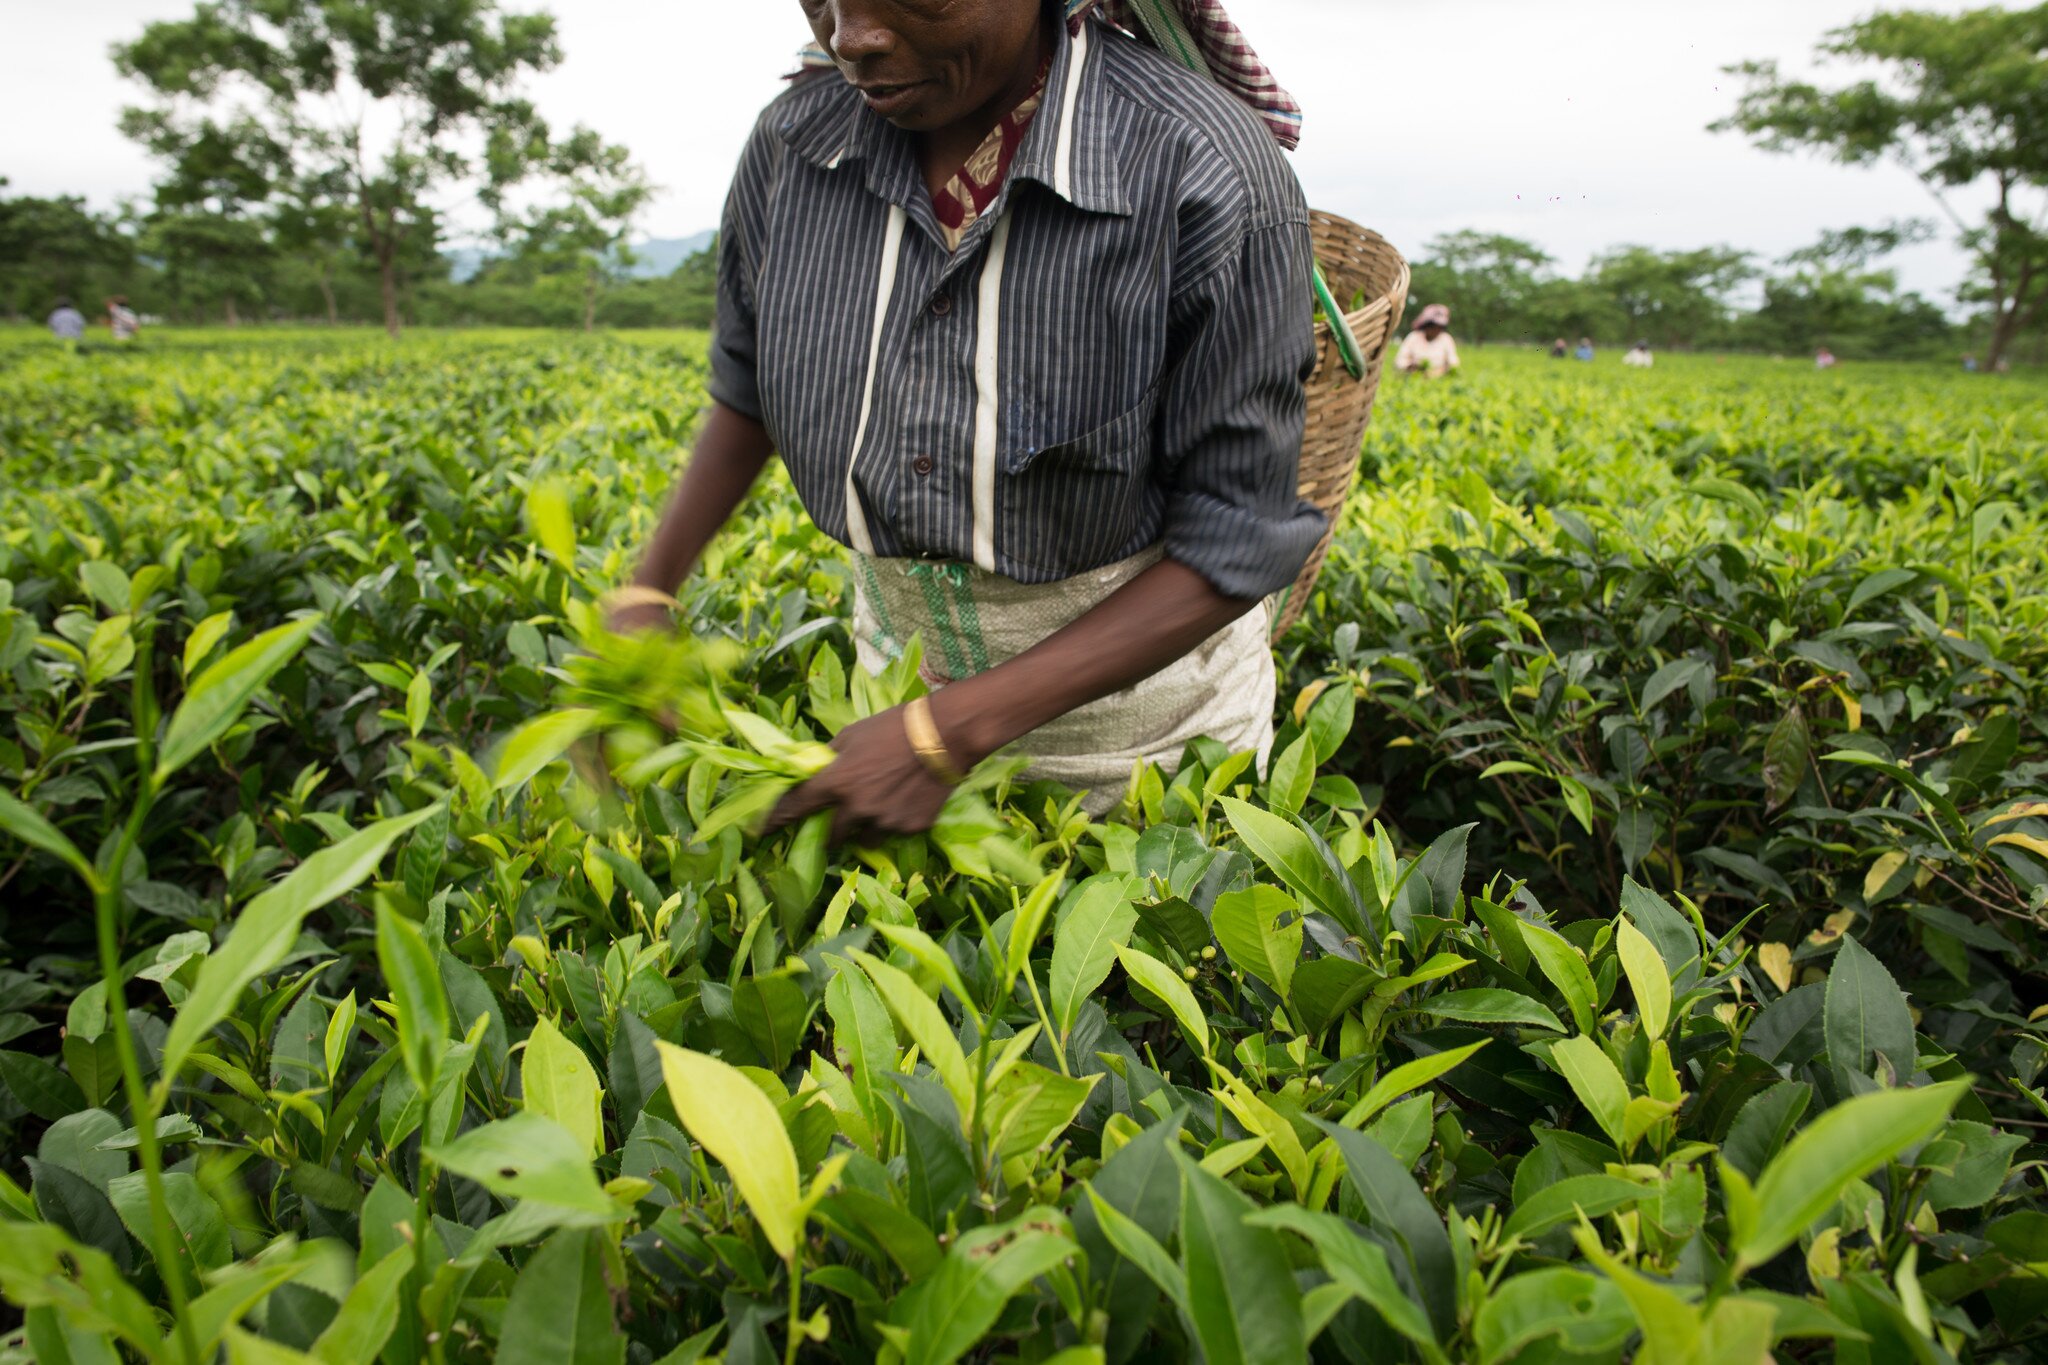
xmin=800 ymin=0 xmax=1044 ymax=132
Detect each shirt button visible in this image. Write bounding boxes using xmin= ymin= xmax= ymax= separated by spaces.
xmin=912 ymin=455 xmax=934 ymax=476
xmin=929 ymin=293 xmax=952 ymax=317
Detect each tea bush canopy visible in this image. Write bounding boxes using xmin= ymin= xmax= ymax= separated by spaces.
xmin=2 ymin=329 xmax=2046 ymax=1361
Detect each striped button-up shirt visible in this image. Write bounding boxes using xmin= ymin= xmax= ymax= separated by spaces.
xmin=709 ymin=11 xmax=1323 ymax=601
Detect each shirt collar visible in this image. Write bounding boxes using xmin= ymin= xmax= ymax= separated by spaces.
xmin=778 ymin=13 xmax=1130 ymax=219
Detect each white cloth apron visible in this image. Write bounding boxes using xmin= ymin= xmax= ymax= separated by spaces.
xmin=850 ymin=547 xmax=1275 ymax=811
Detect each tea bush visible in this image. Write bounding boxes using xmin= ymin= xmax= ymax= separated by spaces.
xmin=2 ymin=331 xmax=2045 ymax=1364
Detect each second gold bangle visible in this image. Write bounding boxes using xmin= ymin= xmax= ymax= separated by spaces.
xmin=903 ymin=695 xmax=966 ymax=786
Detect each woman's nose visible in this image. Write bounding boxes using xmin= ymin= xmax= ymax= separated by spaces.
xmin=825 ymin=0 xmax=895 ymax=64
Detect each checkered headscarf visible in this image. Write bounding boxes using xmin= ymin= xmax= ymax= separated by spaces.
xmin=795 ymin=0 xmax=1303 ymax=151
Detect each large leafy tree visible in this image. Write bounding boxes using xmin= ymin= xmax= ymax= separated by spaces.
xmin=1406 ymin=231 xmax=1553 ymax=345
xmin=114 ymin=0 xmax=571 ymax=337
xmin=497 ymin=133 xmax=655 ymax=331
xmin=1587 ymin=245 xmax=1754 ymax=349
xmin=119 ymin=113 xmax=282 ymax=324
xmin=1714 ymin=4 xmax=2048 ymax=367
xmin=1747 ymin=221 xmax=1950 ymax=357
xmin=0 ymin=182 xmax=133 ymax=320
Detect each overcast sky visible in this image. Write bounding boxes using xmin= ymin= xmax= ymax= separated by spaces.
xmin=2 ymin=0 xmax=1992 ymax=302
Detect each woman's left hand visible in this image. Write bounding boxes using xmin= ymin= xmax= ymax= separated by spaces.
xmin=762 ymin=705 xmax=956 ymax=843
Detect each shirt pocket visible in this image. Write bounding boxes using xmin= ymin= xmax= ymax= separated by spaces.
xmin=1002 ymin=382 xmax=1161 ymax=477
xmin=997 ymin=384 xmax=1163 ymax=577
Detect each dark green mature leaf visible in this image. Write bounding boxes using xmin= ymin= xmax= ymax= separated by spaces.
xmin=496 ymin=1229 xmax=623 ymax=1365
xmin=0 ymin=1048 xmax=86 ymax=1119
xmin=1178 ymin=1153 xmax=1305 ymax=1365
xmin=608 ymin=1009 xmax=665 ymax=1122
xmin=1248 ymin=1204 xmax=1441 ymax=1361
xmin=1316 ymin=1124 xmax=1457 ymax=1338
xmin=1503 ymin=1174 xmax=1656 ymax=1240
xmin=1405 ymin=988 xmax=1564 ymax=1032
xmin=1744 ymin=982 xmax=1827 ymax=1066
xmin=107 ymin=1171 xmax=231 ymax=1277
xmin=891 ymin=1079 xmax=975 ymax=1232
xmin=1072 ymin=1119 xmax=1184 ymax=1365
xmin=1473 ymin=1267 xmax=1634 ymax=1364
xmin=27 ymin=1158 xmax=133 ymax=1273
xmin=1947 ymin=713 xmax=2019 ymax=797
xmin=1924 ymin=1121 xmax=2026 ymax=1211
xmin=1763 ymin=704 xmax=1811 ymax=808
xmin=1824 ymin=934 xmax=1916 ymax=1083
xmin=1722 ymin=1082 xmax=1812 ymax=1180
xmin=37 ymin=1110 xmax=128 ymax=1193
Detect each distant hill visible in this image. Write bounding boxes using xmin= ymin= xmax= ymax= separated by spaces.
xmin=445 ymin=230 xmax=714 ymax=283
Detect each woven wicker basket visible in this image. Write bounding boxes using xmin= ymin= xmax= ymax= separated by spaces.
xmin=1269 ymin=213 xmax=1410 ymax=638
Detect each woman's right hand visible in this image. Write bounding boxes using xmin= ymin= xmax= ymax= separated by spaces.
xmin=605 ymin=599 xmax=673 ymax=636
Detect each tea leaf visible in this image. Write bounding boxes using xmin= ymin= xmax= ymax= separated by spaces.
xmin=1738 ymin=1080 xmax=1965 ymax=1268
xmin=523 ymin=1016 xmax=606 ymax=1157
xmin=655 ymin=1043 xmax=803 ymax=1260
xmin=160 ymin=805 xmax=438 ymax=1089
xmin=155 ymin=616 xmax=320 ymax=782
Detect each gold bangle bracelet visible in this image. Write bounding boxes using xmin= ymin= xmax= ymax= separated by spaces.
xmin=903 ymin=695 xmax=966 ymax=786
xmin=601 ymin=584 xmax=681 ymax=615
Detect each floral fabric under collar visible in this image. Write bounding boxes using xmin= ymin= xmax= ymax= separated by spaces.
xmin=930 ymin=60 xmax=1050 ymax=251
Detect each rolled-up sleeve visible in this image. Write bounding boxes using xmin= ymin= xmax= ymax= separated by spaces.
xmin=1156 ymin=218 xmax=1324 ymax=601
xmin=706 ymin=117 xmax=778 ymax=422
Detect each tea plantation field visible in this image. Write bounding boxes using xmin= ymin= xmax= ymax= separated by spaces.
xmin=3 ymin=329 xmax=2048 ymax=1363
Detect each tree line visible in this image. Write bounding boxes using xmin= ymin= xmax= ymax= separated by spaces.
xmin=3 ymin=0 xmax=2041 ymax=363
xmin=1400 ymin=221 xmax=1975 ymax=362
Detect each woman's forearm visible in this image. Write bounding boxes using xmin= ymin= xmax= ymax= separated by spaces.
xmin=927 ymin=558 xmax=1258 ymax=766
xmin=629 ymin=402 xmax=776 ymax=594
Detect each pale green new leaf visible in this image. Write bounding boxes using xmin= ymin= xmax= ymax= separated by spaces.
xmin=1048 ymin=874 xmax=1139 ymax=1043
xmin=1616 ymin=917 xmax=1671 ymax=1039
xmin=1118 ymin=945 xmax=1209 ymax=1055
xmin=492 ymin=708 xmax=598 ymax=792
xmin=1739 ymin=1080 xmax=1965 ymax=1269
xmin=1519 ymin=919 xmax=1599 ymax=1034
xmin=156 ymin=616 xmax=321 ymax=782
xmin=850 ymin=949 xmax=973 ymax=1119
xmin=159 ymin=805 xmax=438 ymax=1089
xmin=0 ymin=789 xmax=95 ymax=886
xmin=1340 ymin=1041 xmax=1488 ymax=1128
xmin=1549 ymin=1035 xmax=1630 ymax=1150
xmin=656 ymin=1042 xmax=803 ymax=1260
xmin=522 ymin=1016 xmax=605 ymax=1157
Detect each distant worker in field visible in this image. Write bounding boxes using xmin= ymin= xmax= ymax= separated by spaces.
xmin=1575 ymin=337 xmax=1595 ymax=361
xmin=610 ymin=0 xmax=1320 ymax=835
xmin=1623 ymin=340 xmax=1653 ymax=368
xmin=1549 ymin=337 xmax=1569 ymax=359
xmin=1962 ymin=354 xmax=1978 ymax=372
xmin=1395 ymin=303 xmax=1460 ymax=378
xmin=47 ymin=297 xmax=86 ymax=343
xmin=1815 ymin=346 xmax=1838 ymax=370
xmin=107 ymin=296 xmax=140 ymax=341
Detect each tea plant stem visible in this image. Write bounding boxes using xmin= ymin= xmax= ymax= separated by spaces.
xmin=783 ymin=1254 xmax=805 ymax=1365
xmin=1020 ymin=965 xmax=1067 ymax=1078
xmin=97 ymin=787 xmax=202 ymax=1365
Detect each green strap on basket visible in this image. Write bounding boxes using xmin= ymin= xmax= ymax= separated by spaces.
xmin=1312 ymin=262 xmax=1367 ymax=381
xmin=1115 ymin=1 xmax=1367 ymax=384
